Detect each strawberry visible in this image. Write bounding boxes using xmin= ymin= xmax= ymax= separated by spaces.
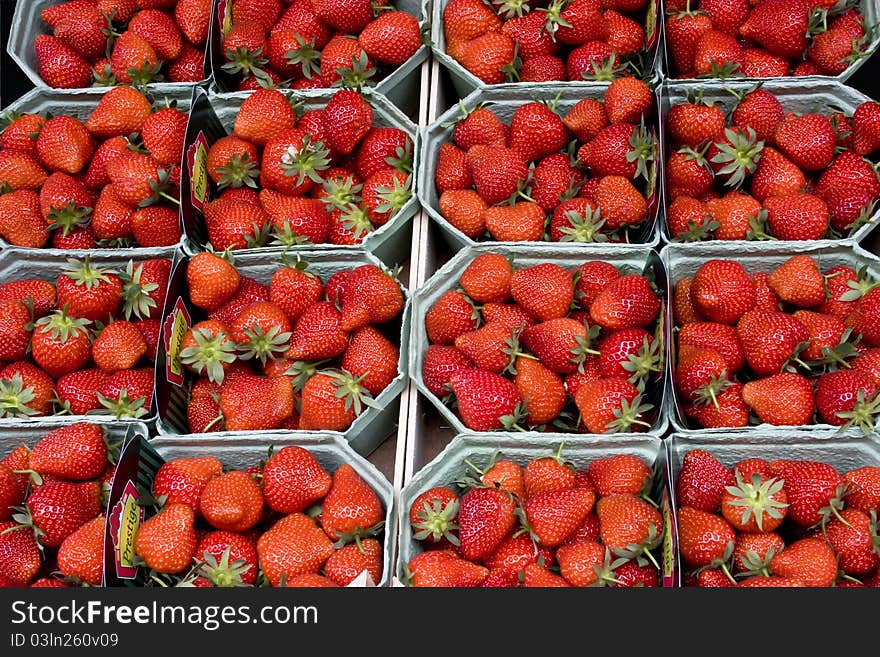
xmin=732 ymin=88 xmax=784 ymax=144
xmin=206 ymin=136 xmax=260 ymax=190
xmin=20 ymin=481 xmax=99 ymax=548
xmin=30 ymin=310 xmax=92 ymax=379
xmin=260 ymin=192 xmax=331 ymax=246
xmin=0 ymin=520 xmax=42 ymax=586
xmin=187 ymin=252 xmax=241 ymax=311
xmin=738 ymin=575 xmax=804 ymax=587
xmin=457 ymin=487 xmax=517 ymax=561
xmin=769 ymin=537 xmax=837 ymax=587
xmin=341 ymin=327 xmax=399 ymax=396
xmin=140 ymin=107 xmax=188 ymax=168
xmin=459 ymin=32 xmax=516 ymax=85
xmin=774 ymin=114 xmax=835 ymax=172
xmin=421 ymin=345 xmax=475 ymax=398
xmin=128 ymin=9 xmax=183 ymax=62
xmin=678 ymin=506 xmax=735 ymax=569
xmin=410 ymin=487 xmax=460 ymax=545
xmin=513 ymin=357 xmax=567 ymax=426
xmin=675 ymin=345 xmax=729 ymax=408
xmin=407 ymin=550 xmax=488 ymax=587
xmin=56 ymin=515 xmax=104 ymax=586
xmin=199 ymin=471 xmax=263 ymax=533
xmin=737 ymin=310 xmax=809 ymax=375
xmin=195 ymin=531 xmax=258 ymax=587
xmin=843 ymin=466 xmax=880 ymax=514
xmin=689 ymin=260 xmax=755 ymax=325
xmin=459 ymin=254 xmax=511 ymax=305
xmin=816 ymin=153 xmax=880 ymax=234
xmin=741 ymin=372 xmax=814 ymax=426
xmin=767 ymin=255 xmax=825 ymax=308
xmin=509 ymin=264 xmax=574 ymax=323
xmin=770 ymin=459 xmax=845 ymax=528
xmin=134 ymin=504 xmax=197 ymax=575
xmin=448 ymin=369 xmax=521 ymax=431
xmin=55 ymin=369 xmax=108 ymax=415
xmin=109 ymin=30 xmax=162 ymax=85
xmin=260 ymin=446 xmax=331 ymax=515
xmin=484 ymin=201 xmax=545 ymax=242
xmin=764 ymin=192 xmax=830 ymax=241
xmin=469 ymin=144 xmax=528 ymax=206
xmin=0 ymin=300 xmax=33 ymax=362
xmin=33 ymin=35 xmax=92 ymax=89
xmin=0 ymin=152 xmax=48 ymax=192
xmin=298 ymin=370 xmax=374 ymax=431
xmin=667 ymin=149 xmax=715 ymax=199
xmin=852 ymin=349 xmax=880 ymax=387
xmin=824 ymin=508 xmax=880 ymax=576
xmin=98 ymin=368 xmax=154 ymax=417
xmin=85 ymin=87 xmax=151 ymax=140
xmin=168 ymin=43 xmax=206 ymax=82
xmin=0 ymin=363 xmax=54 ymax=418
xmin=588 ymin=454 xmax=651 ymax=497
xmin=435 ymin=143 xmax=472 ymax=194
xmin=574 ymin=376 xmax=652 ymax=433
xmin=324 ymin=537 xmax=383 ymax=586
xmin=575 ymin=261 xmax=620 ymax=309
xmin=0 ymin=112 xmax=44 ymax=155
xmin=220 ymin=374 xmax=294 ymax=431
xmin=91 ymin=321 xmax=148 ymax=372
xmin=233 ymin=89 xmax=297 ymax=147
xmin=509 ymin=102 xmax=568 ymax=164
xmin=578 ymin=123 xmax=650 ymax=180
xmin=792 ymin=311 xmax=848 ymax=362
xmin=358 ymin=11 xmax=422 ymax=66
xmin=852 ymin=101 xmax=880 ymax=156
xmin=739 ymin=0 xmax=810 ymax=59
xmin=56 ymin=258 xmax=123 ymax=323
xmin=590 ymin=275 xmax=660 ymax=330
xmin=520 ymin=318 xmax=598 ymax=375
xmin=153 ymin=457 xmax=223 ymax=512
xmin=678 ymin=322 xmax=743 ymax=374
xmin=750 ymin=147 xmax=807 ymax=203
xmin=605 ymin=78 xmax=653 ymax=125
xmin=35 ymin=116 xmax=94 ymax=175
xmin=693 ymin=29 xmax=744 ymax=75
xmin=339 ymin=265 xmax=403 ymax=332
xmin=596 ymin=493 xmax=663 ymax=563
xmin=815 ymin=370 xmax=878 ymax=430
xmin=286 ymin=302 xmax=348 ymax=362
xmin=721 ymin=470 xmax=789 ymax=533
xmin=677 ymin=449 xmax=735 ymax=513
xmin=319 ymin=464 xmax=383 ymax=544
xmin=322 ymin=90 xmax=374 ymax=157
xmin=523 ymin=487 xmax=596 ymax=547
xmin=176 ymin=0 xmax=212 ymax=45
xmin=27 ymin=423 xmax=107 ymax=482
xmin=523 ymin=448 xmax=576 ymax=499
xmin=667 ymin=101 xmax=726 ymax=149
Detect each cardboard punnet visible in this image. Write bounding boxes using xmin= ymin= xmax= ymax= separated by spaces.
xmin=666 ymin=429 xmax=880 ymax=587
xmin=7 ymin=0 xmax=212 ymax=89
xmin=658 ymin=79 xmax=879 ymax=246
xmin=179 ymin=86 xmax=419 ymax=267
xmin=208 ymin=0 xmax=430 ymax=117
xmin=410 ymin=242 xmax=670 ymax=439
xmin=396 ymin=433 xmax=677 ymax=587
xmin=0 ymin=85 xmax=196 ymax=253
xmin=662 ymin=240 xmax=880 ymax=435
xmin=660 ymin=0 xmax=880 ymax=84
xmin=154 ymin=248 xmax=410 ymax=457
xmin=419 ymin=83 xmax=663 ymax=253
xmin=0 ymin=246 xmax=185 ymax=430
xmin=430 ymin=0 xmax=664 ymax=99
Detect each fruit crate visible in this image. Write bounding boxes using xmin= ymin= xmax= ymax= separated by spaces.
xmin=154 ymin=247 xmax=411 ymax=457
xmin=0 ymin=85 xmax=196 ymax=253
xmin=420 ymin=83 xmax=663 ymax=253
xmin=662 ymin=240 xmax=880 ymax=435
xmin=430 ymin=0 xmax=663 ymax=100
xmin=7 ymin=0 xmax=212 ymax=90
xmin=120 ymin=432 xmax=396 ymax=587
xmin=666 ymin=429 xmax=880 ymax=587
xmin=207 ymin=0 xmax=430 ymax=118
xmin=0 ymin=419 xmax=150 ymax=588
xmin=661 ymin=0 xmax=880 ymax=84
xmin=0 ymin=245 xmax=184 ymax=430
xmin=410 ymin=242 xmax=670 ymax=438
xmin=658 ymin=78 xmax=879 ymax=246
xmin=179 ymin=86 xmax=419 ymax=268
xmin=396 ymin=432 xmax=676 ymax=587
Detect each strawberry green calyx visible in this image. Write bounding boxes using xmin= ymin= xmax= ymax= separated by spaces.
xmin=593 ymin=548 xmax=627 ymax=587
xmin=838 ymin=265 xmax=880 ymax=301
xmin=627 ymin=122 xmax=657 ymax=182
xmin=817 ymin=483 xmax=850 ymax=530
xmin=693 ymin=372 xmax=732 ymax=409
xmin=558 ymin=207 xmax=609 ymax=243
xmin=0 ymin=374 xmax=40 ymax=418
xmin=746 ymin=209 xmax=775 ymax=241
xmin=500 ymin=401 xmax=529 ymax=432
xmin=284 ymin=37 xmax=321 ymax=80
xmin=121 ymin=261 xmax=160 ymax=320
xmin=46 ymin=202 xmax=92 ymax=237
xmin=222 ymin=45 xmax=271 ymax=82
xmin=493 ymin=0 xmax=530 ymax=19
xmin=215 ymin=151 xmax=259 ymax=190
xmin=281 ymin=135 xmax=331 ymax=187
xmin=127 ymin=61 xmax=164 ymax=89
xmin=735 ymin=546 xmax=777 ymax=579
xmin=502 ymin=328 xmax=536 ymax=375
xmin=243 ymin=222 xmax=272 ymax=249
xmin=320 ymin=176 xmax=363 ymax=212
xmin=605 ymin=394 xmax=654 ymax=433
xmin=724 ymin=473 xmax=789 ymax=532
xmin=571 ymin=324 xmax=602 ymax=372
xmin=333 ymin=519 xmax=385 ymax=551
xmin=334 ymin=51 xmax=376 ymax=91
xmin=539 ymin=0 xmax=574 ymax=41
xmin=374 ymin=175 xmax=413 ymax=215
xmin=694 ymin=541 xmax=736 ymax=584
xmin=144 ymin=167 xmax=179 ymax=207
xmin=327 ymin=370 xmax=382 ymax=416
xmin=622 ymin=337 xmax=662 ymax=384
xmin=63 ymin=257 xmax=113 ymax=291
xmin=236 ymin=324 xmax=292 ymax=366
xmin=711 ymin=127 xmax=764 ymax=190
xmin=272 ymin=219 xmax=313 ymax=247
xmin=339 ymin=205 xmax=375 ymax=240
xmin=412 ymin=498 xmax=461 ymax=545
xmin=580 ymin=53 xmax=628 ymax=82
xmin=180 ymin=328 xmax=237 ymax=384
xmin=95 ymin=389 xmax=148 ymax=419
xmin=386 ymin=142 xmax=413 ymax=174
xmin=836 ymin=389 xmax=880 ymax=435
xmin=197 ymin=547 xmax=253 ymax=588
xmin=34 ymin=309 xmax=91 ymax=343
xmin=612 ymin=522 xmax=663 ymax=571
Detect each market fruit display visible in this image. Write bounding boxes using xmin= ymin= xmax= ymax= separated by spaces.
xmin=0 ymin=422 xmax=116 ymax=587
xmin=441 ymin=0 xmax=657 ymax=84
xmin=135 ymin=447 xmax=386 ymax=587
xmin=31 ymin=0 xmax=209 ymax=88
xmin=0 ymin=85 xmax=186 ymax=248
xmin=0 ymin=255 xmax=170 ymax=419
xmin=421 ymin=253 xmax=663 ymax=432
xmin=218 ymin=0 xmax=424 ymax=91
xmin=180 ymin=251 xmax=404 ymax=433
xmin=672 ymin=253 xmax=880 ymax=432
xmin=665 ymin=88 xmax=880 ymax=241
xmin=664 ymin=0 xmax=874 ymax=78
xmin=405 ymin=448 xmax=664 ymax=587
xmin=676 ymin=448 xmax=880 ymax=587
xmin=201 ymin=88 xmax=413 ymax=249
xmin=433 ymin=79 xmax=657 ymax=243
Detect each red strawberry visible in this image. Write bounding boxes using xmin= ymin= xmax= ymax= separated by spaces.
xmin=739 ymin=0 xmax=810 ymax=59
xmin=27 ymin=423 xmax=107 ymax=481
xmin=590 ymin=275 xmax=660 ymax=330
xmin=33 ymin=35 xmax=92 ymax=89
xmin=457 ymin=487 xmax=516 ymax=561
xmin=843 ymin=466 xmax=880 ymax=514
xmin=742 ymin=372 xmax=815 ymax=426
xmin=324 ymin=537 xmax=383 ymax=586
xmin=153 ymin=457 xmax=223 ymax=512
xmin=523 ymin=487 xmax=596 ymax=547
xmin=737 ymin=310 xmax=809 ymax=375
xmin=852 ymin=101 xmax=880 ymax=156
xmin=195 ymin=531 xmax=258 ymax=587
xmin=769 ymin=537 xmax=837 ymax=587
xmin=769 ymin=459 xmax=845 ymax=528
xmin=678 ymin=506 xmax=736 ymax=569
xmin=574 ymin=376 xmax=652 ymax=433
xmin=596 ymin=493 xmax=663 ymax=562
xmin=588 ymin=454 xmax=651 ymax=497
xmin=677 ymin=449 xmax=735 ymax=513
xmin=134 ymin=504 xmax=197 ymax=574
xmin=199 ymin=471 xmax=263 ymax=533
xmin=448 ymin=369 xmax=521 ymax=431
xmin=824 ymin=508 xmax=880 ymax=576
xmin=22 ymin=481 xmax=99 ymax=548
xmin=407 ymin=550 xmax=488 ymax=587
xmin=0 ymin=520 xmax=42 ymax=586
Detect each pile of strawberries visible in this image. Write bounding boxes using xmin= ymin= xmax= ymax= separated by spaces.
xmin=673 ymin=253 xmax=880 ymax=431
xmin=665 ymin=0 xmax=873 ymax=78
xmin=33 ymin=0 xmax=208 ymax=88
xmin=435 ymin=78 xmax=657 ymax=243
xmin=135 ymin=447 xmax=386 ymax=587
xmin=405 ymin=449 xmax=664 ymax=587
xmin=181 ymin=251 xmax=403 ymax=433
xmin=203 ymin=88 xmax=413 ymax=250
xmin=0 ymin=85 xmax=187 ymax=249
xmin=666 ymin=88 xmax=880 ymax=241
xmin=219 ymin=0 xmax=423 ymax=91
xmin=0 ymin=422 xmax=117 ymax=587
xmin=442 ymin=0 xmax=655 ymax=84
xmin=0 ymin=255 xmax=170 ymax=419
xmin=422 ymin=253 xmax=663 ymax=433
xmin=677 ymin=448 xmax=880 ymax=587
